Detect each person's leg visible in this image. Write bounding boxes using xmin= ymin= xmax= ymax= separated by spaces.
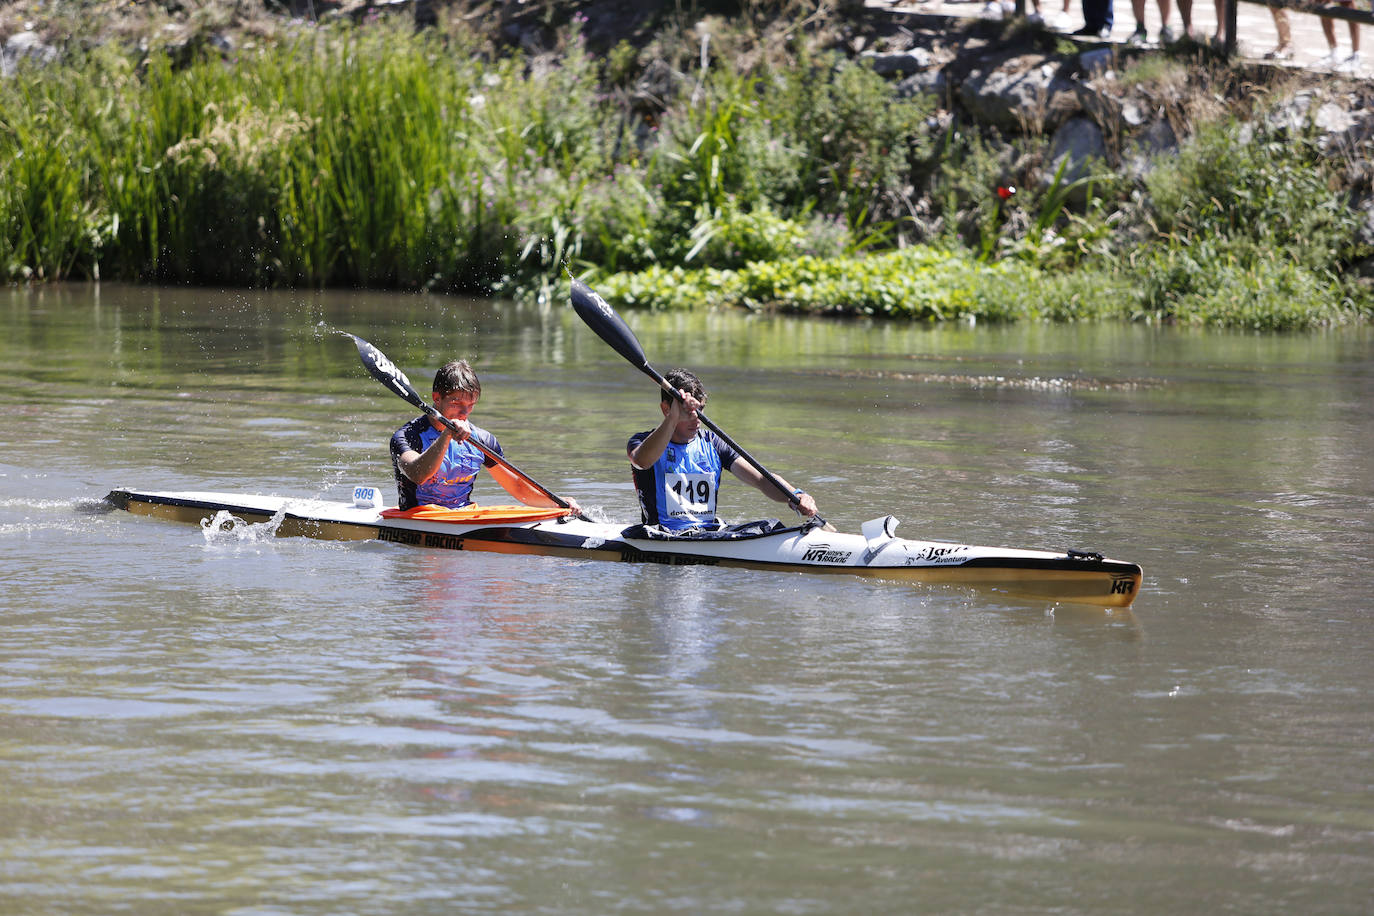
xmin=1177 ymin=0 xmax=1193 ymax=37
xmin=1076 ymin=0 xmax=1107 ymax=32
xmin=1130 ymin=0 xmax=1148 ymax=40
xmin=1267 ymin=6 xmax=1291 ymax=56
xmin=1316 ymin=14 xmax=1345 ymax=67
xmin=1156 ymin=0 xmax=1176 ymax=42
xmin=1335 ymin=5 xmax=1360 ymax=71
xmin=1212 ymin=0 xmax=1225 ymax=42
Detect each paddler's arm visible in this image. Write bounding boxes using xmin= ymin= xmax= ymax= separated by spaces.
xmin=729 ymin=459 xmax=819 ymax=518
xmin=396 ymin=419 xmax=468 ymax=484
xmin=487 ymin=461 xmax=581 ymax=514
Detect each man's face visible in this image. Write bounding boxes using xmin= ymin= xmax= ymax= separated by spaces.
xmin=433 ymin=389 xmax=478 ymax=421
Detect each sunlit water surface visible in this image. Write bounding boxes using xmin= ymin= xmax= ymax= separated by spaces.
xmin=2 ymin=284 xmax=1371 ymax=914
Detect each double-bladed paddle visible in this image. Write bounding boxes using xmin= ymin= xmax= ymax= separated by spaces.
xmin=569 ymin=279 xmax=824 ymax=525
xmin=344 ymin=331 xmax=575 ymax=512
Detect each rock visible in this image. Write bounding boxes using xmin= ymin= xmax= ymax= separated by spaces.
xmin=1 ymin=30 xmax=57 ymax=77
xmin=1120 ymin=99 xmax=1148 ymax=128
xmin=633 ymin=58 xmax=688 ymax=111
xmin=1313 ymin=102 xmax=1356 ymax=135
xmin=1044 ymin=116 xmax=1109 ymax=200
xmin=957 ymin=53 xmax=1082 ymax=135
xmin=1267 ymin=89 xmax=1329 ymax=131
xmin=1263 ymin=87 xmax=1374 ymax=152
xmin=1124 ymin=117 xmax=1179 ymax=179
xmin=1080 ymin=48 xmax=1114 ymax=77
xmin=861 ymin=47 xmax=935 ymax=76
xmin=894 ymin=67 xmax=947 ymax=101
xmin=1356 ymin=194 xmax=1374 ymax=249
xmin=1329 ymin=107 xmax=1374 ymax=154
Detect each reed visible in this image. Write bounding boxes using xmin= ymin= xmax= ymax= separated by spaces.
xmin=0 ymin=22 xmax=616 ymax=290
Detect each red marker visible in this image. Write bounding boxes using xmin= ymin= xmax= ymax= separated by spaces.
xmin=996 ymin=185 xmax=1016 ymax=200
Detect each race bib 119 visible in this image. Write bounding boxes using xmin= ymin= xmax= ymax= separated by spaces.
xmin=664 ymin=472 xmax=717 ymax=523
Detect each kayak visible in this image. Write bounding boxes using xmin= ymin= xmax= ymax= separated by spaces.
xmin=103 ymin=487 xmax=1143 ymax=607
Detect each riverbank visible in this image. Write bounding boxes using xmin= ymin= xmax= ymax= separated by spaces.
xmin=1 ymin=1 xmax=1371 ymax=329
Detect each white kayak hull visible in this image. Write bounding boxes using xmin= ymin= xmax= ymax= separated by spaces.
xmin=104 ymin=489 xmax=1143 ymax=608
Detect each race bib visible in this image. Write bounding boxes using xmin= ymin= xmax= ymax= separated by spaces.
xmin=664 ymin=472 xmax=717 ymax=524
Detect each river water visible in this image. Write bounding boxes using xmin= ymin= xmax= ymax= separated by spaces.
xmin=2 ymin=283 xmax=1371 ymax=914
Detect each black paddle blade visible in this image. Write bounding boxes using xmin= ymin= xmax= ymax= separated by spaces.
xmin=570 ymin=279 xmax=650 ymax=371
xmin=345 ymin=332 xmax=426 ymax=410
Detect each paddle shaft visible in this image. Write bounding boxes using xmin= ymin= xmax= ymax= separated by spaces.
xmin=345 ymin=333 xmax=574 ymax=511
xmin=569 ymin=280 xmax=817 ymax=520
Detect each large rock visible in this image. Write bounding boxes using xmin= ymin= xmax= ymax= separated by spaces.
xmin=1043 ymin=116 xmax=1109 ymax=200
xmin=1124 ymin=117 xmax=1180 ymax=179
xmin=957 ymin=53 xmax=1082 ymax=135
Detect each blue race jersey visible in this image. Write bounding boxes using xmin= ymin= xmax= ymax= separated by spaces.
xmin=627 ymin=429 xmax=739 ymax=531
xmin=391 ymin=415 xmax=502 ymax=509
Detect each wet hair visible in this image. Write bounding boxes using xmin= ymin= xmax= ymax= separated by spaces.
xmin=432 ymin=360 xmax=481 ymax=397
xmin=660 ymin=368 xmax=705 ymax=404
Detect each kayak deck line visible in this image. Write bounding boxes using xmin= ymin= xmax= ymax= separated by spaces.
xmin=103 ymin=488 xmax=1144 ymax=608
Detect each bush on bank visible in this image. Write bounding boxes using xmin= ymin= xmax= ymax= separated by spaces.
xmin=0 ymin=14 xmax=1369 ymax=330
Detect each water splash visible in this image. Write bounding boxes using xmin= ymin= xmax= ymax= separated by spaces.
xmin=200 ymin=509 xmax=285 ymax=545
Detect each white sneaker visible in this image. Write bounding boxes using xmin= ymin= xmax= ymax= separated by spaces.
xmin=1337 ymin=52 xmax=1362 ymax=74
xmin=1313 ymin=51 xmax=1341 ymax=70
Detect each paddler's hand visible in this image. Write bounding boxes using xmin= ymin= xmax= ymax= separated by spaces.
xmin=565 ymin=496 xmax=583 ymax=516
xmin=667 ymin=389 xmax=703 ymax=422
xmin=442 ymin=417 xmax=471 ymax=443
xmin=793 ymin=490 xmax=819 ymax=518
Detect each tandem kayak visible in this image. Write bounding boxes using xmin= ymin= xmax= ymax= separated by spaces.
xmin=104 ymin=487 xmax=1143 ymax=608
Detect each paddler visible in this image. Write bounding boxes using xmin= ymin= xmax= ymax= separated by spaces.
xmin=627 ymin=368 xmax=819 ymax=532
xmin=390 ymin=359 xmax=580 ymax=513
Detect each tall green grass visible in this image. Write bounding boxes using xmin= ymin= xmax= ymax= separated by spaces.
xmin=0 ymin=22 xmax=617 ymax=290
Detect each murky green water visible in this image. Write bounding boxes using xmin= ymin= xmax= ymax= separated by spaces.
xmin=2 ymin=283 xmax=1371 ymax=914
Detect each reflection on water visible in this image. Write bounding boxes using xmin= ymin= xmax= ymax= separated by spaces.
xmin=1 ymin=285 xmax=1371 ymax=914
